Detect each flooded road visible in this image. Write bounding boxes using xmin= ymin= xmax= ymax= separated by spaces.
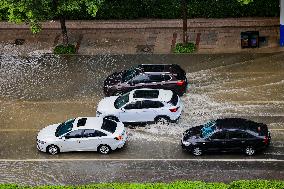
xmin=0 ymin=53 xmax=284 ymax=184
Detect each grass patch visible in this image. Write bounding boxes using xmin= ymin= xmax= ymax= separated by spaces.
xmin=54 ymin=44 xmax=76 ymax=55
xmin=174 ymin=42 xmax=196 ymax=53
xmin=0 ymin=180 xmax=283 ymax=189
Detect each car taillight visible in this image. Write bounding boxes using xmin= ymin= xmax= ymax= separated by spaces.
xmin=115 ymin=136 xmax=123 ymax=140
xmin=177 ymin=80 xmax=185 ymax=86
xmin=263 ymin=136 xmax=269 ymax=145
xmin=169 ymin=107 xmax=179 ymax=112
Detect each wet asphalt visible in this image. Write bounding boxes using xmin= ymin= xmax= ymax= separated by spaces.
xmin=0 ymin=53 xmax=284 ymax=184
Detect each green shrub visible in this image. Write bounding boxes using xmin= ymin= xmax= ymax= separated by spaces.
xmin=174 ymin=42 xmax=196 ymax=54
xmin=1 ymin=180 xmax=284 ymax=189
xmin=229 ymin=180 xmax=284 ymax=189
xmin=53 ymin=44 xmax=76 ymax=55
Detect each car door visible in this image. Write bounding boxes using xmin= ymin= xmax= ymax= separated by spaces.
xmin=60 ymin=130 xmax=84 ymax=152
xmin=140 ymin=100 xmax=160 ymax=122
xmin=79 ymin=129 xmax=108 ymax=151
xmin=225 ymin=131 xmax=246 ymax=151
xmin=127 ymin=74 xmax=150 ymax=91
xmin=206 ymin=131 xmax=227 ymax=152
xmin=119 ymin=101 xmax=143 ymax=122
xmin=147 ymin=75 xmax=165 ymax=89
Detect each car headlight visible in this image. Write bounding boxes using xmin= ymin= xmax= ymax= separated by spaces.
xmin=183 ymin=141 xmax=191 ymax=146
xmin=96 ymin=111 xmax=102 ymax=116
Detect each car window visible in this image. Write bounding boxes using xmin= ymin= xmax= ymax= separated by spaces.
xmin=83 ymin=129 xmax=107 ymax=138
xmin=142 ymin=100 xmax=164 ymax=109
xmin=77 ymin=118 xmax=87 ymax=127
xmin=228 ymin=131 xmax=244 ymax=139
xmin=101 ymin=119 xmax=117 ymax=133
xmin=131 ymin=74 xmax=150 ymax=84
xmin=133 ymin=90 xmax=159 ymax=99
xmin=163 ymin=75 xmax=171 ymax=81
xmin=201 ymin=120 xmax=217 ymax=138
xmin=149 ymin=75 xmax=164 ymax=82
xmin=124 ymin=101 xmax=142 ymax=109
xmin=242 ymin=132 xmax=255 ymax=139
xmin=169 ymin=92 xmax=178 ymax=106
xmin=211 ymin=131 xmax=226 ymax=140
xmin=114 ymin=92 xmax=130 ymax=109
xmin=65 ymin=130 xmax=83 ymax=139
xmin=55 ymin=119 xmax=75 ymax=137
xmin=122 ymin=68 xmax=140 ymax=82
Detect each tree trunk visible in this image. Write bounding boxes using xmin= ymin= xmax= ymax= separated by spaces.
xmin=182 ymin=0 xmax=188 ymax=44
xmin=60 ymin=16 xmax=69 ymax=46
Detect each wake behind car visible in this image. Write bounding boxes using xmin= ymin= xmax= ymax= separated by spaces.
xmin=103 ymin=64 xmax=188 ymax=96
xmin=97 ymin=88 xmax=183 ymax=124
xmin=37 ymin=117 xmax=127 ymax=155
xmin=181 ymin=118 xmax=271 ymax=156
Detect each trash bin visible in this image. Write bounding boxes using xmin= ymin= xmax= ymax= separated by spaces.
xmin=241 ymin=31 xmax=259 ymax=48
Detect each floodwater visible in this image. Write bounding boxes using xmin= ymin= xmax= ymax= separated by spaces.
xmin=0 ymin=53 xmax=284 ymax=184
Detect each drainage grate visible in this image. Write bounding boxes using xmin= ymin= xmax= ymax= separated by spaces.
xmin=136 ymin=45 xmax=154 ymax=53
xmin=15 ymin=39 xmax=25 ymax=45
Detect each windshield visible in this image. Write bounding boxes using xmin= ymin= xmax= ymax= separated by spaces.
xmin=114 ymin=93 xmax=130 ymax=109
xmin=201 ymin=120 xmax=217 ymax=138
xmin=55 ymin=119 xmax=75 ymax=137
xmin=122 ymin=68 xmax=140 ymax=82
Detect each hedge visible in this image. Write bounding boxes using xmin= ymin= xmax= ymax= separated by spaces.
xmin=66 ymin=0 xmax=279 ymax=19
xmin=0 ymin=180 xmax=283 ymax=189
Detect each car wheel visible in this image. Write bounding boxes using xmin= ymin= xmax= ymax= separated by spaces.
xmin=104 ymin=116 xmax=119 ymax=122
xmin=192 ymin=147 xmax=203 ymax=156
xmin=98 ymin=144 xmax=111 ymax=154
xmin=155 ymin=117 xmax=170 ymax=125
xmin=47 ymin=145 xmax=60 ymax=155
xmin=244 ymin=146 xmax=256 ymax=156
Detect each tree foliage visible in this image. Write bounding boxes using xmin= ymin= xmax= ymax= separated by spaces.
xmin=238 ymin=0 xmax=254 ymax=5
xmin=0 ymin=0 xmax=103 ymax=34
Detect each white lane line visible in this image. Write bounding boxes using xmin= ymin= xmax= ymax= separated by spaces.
xmin=0 ymin=129 xmax=39 ymax=132
xmin=0 ymin=159 xmax=283 ymax=162
xmin=0 ymin=129 xmax=284 ymax=132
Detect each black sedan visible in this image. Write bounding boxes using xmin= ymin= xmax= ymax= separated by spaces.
xmin=181 ymin=118 xmax=271 ymax=156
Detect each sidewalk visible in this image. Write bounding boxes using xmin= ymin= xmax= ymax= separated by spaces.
xmin=0 ymin=18 xmax=282 ymax=55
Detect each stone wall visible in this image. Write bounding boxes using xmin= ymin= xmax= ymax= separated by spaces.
xmin=0 ymin=18 xmax=280 ymax=54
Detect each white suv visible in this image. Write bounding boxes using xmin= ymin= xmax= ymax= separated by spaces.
xmin=96 ymin=88 xmax=183 ymax=124
xmin=37 ymin=117 xmax=127 ymax=155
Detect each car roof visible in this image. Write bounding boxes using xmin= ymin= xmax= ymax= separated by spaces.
xmin=73 ymin=117 xmax=103 ymax=130
xmin=215 ymin=118 xmax=267 ymax=131
xmin=129 ymin=88 xmax=173 ymax=102
xmin=137 ymin=64 xmax=184 ymax=73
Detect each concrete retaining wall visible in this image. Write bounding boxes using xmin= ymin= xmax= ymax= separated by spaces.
xmin=0 ymin=18 xmax=280 ymax=54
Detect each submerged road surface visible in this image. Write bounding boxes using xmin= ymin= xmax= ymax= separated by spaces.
xmin=0 ymin=53 xmax=284 ymax=184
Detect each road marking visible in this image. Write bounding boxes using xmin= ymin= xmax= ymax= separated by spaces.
xmin=0 ymin=129 xmax=39 ymax=132
xmin=270 ymin=129 xmax=284 ymax=131
xmin=0 ymin=159 xmax=283 ymax=162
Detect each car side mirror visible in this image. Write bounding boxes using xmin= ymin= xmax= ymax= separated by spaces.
xmin=64 ymin=136 xmax=70 ymax=139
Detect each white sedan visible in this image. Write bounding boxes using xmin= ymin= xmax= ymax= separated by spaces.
xmin=96 ymin=88 xmax=183 ymax=124
xmin=37 ymin=117 xmax=127 ymax=155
